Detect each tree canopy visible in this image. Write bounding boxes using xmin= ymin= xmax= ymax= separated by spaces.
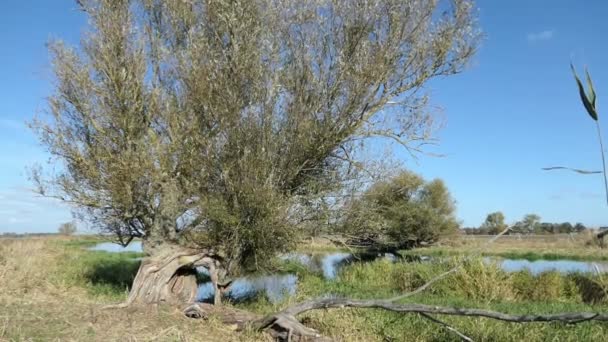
xmin=479 ymin=211 xmax=507 ymax=235
xmin=342 ymin=170 xmax=460 ymax=249
xmin=512 ymin=214 xmax=541 ymax=234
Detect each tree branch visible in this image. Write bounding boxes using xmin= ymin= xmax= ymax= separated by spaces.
xmin=256 ymin=298 xmax=608 ymax=328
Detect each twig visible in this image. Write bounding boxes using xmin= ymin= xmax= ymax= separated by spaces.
xmin=0 ymin=316 xmax=8 ymax=338
xmin=327 ymin=236 xmax=362 ymax=261
xmin=419 ymin=313 xmax=473 ymax=342
xmin=387 ymin=266 xmax=460 ymax=302
xmin=269 ymin=298 xmax=608 ymax=324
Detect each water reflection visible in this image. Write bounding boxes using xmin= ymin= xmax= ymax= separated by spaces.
xmin=495 ymin=258 xmax=608 ymax=275
xmin=197 ymin=274 xmax=298 ymax=304
xmin=281 ymin=251 xmax=398 ymax=279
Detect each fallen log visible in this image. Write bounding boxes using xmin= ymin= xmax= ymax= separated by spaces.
xmin=184 ymin=298 xmax=608 ymax=341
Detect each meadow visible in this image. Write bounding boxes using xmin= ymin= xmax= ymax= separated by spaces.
xmin=400 ymin=232 xmax=608 ymax=261
xmin=1 ymin=234 xmax=608 ymax=341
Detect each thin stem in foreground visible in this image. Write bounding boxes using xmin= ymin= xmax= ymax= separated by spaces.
xmin=595 ymin=121 xmax=608 ymax=206
xmin=419 ymin=313 xmax=474 ymax=342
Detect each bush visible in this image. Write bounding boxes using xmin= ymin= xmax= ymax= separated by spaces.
xmin=342 ymin=170 xmax=459 ymax=248
xmin=448 ymin=258 xmax=514 ymax=302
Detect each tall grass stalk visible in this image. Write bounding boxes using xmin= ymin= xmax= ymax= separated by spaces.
xmin=571 ymin=64 xmax=607 ymax=205
xmin=594 ymin=120 xmax=608 ymax=206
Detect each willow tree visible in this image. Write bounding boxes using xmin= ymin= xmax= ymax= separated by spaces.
xmin=32 ymin=0 xmax=478 ymax=306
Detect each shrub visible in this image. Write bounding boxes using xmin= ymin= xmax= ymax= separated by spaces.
xmin=342 ymin=170 xmax=459 ymax=249
xmin=446 ymin=258 xmax=513 ymax=301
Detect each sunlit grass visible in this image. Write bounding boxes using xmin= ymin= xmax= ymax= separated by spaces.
xmin=0 ymin=237 xmax=267 ymax=341
xmin=238 ymin=255 xmax=608 ymax=341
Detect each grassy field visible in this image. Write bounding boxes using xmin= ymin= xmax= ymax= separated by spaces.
xmin=1 ymin=235 xmax=608 ymax=341
xmin=400 ymin=232 xmax=608 ymax=261
xmin=0 ymin=237 xmax=266 ymax=342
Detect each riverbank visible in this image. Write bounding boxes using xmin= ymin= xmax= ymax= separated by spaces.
xmin=294 ymin=233 xmax=608 ymax=261
xmin=2 ymin=236 xmax=608 ymax=341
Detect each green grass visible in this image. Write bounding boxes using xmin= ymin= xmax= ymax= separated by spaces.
xmin=54 ymin=239 xmax=144 ymax=299
xmin=235 ymin=256 xmax=608 ymax=341
xmin=78 ymin=251 xmax=142 ymax=298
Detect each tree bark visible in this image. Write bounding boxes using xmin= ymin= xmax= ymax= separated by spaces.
xmin=109 ymin=243 xmax=220 ymax=307
xmin=206 ymin=260 xmax=223 ymax=305
xmin=597 ymin=230 xmax=608 ymax=248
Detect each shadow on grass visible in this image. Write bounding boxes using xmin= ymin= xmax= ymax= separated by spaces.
xmin=82 ymin=253 xmax=216 ymax=298
xmin=571 ymin=275 xmax=607 ymax=304
xmin=82 ymin=252 xmax=141 ymax=295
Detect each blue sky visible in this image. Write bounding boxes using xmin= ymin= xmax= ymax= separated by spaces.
xmin=1 ymin=0 xmax=608 ymax=233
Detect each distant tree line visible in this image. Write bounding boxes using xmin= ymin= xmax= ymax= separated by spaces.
xmin=462 ymin=212 xmax=589 ymax=235
xmin=0 ymin=232 xmax=63 ymax=238
xmin=1 ymin=221 xmax=78 ymax=238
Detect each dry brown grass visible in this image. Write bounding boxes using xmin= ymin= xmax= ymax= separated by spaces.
xmin=428 ymin=231 xmax=608 ymax=260
xmin=0 ymin=237 xmax=267 ymax=342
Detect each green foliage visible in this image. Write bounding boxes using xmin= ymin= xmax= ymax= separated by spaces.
xmin=464 ymin=220 xmax=588 ymax=235
xmin=447 ymin=258 xmax=514 ymax=302
xmin=293 ymin=255 xmax=607 ymax=307
xmin=342 ymin=170 xmax=459 ymax=248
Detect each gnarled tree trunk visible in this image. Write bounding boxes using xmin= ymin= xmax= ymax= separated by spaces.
xmin=113 ymin=242 xmax=222 ymax=306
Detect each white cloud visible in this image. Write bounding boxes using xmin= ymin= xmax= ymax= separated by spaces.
xmin=527 ymin=30 xmax=554 ymax=42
